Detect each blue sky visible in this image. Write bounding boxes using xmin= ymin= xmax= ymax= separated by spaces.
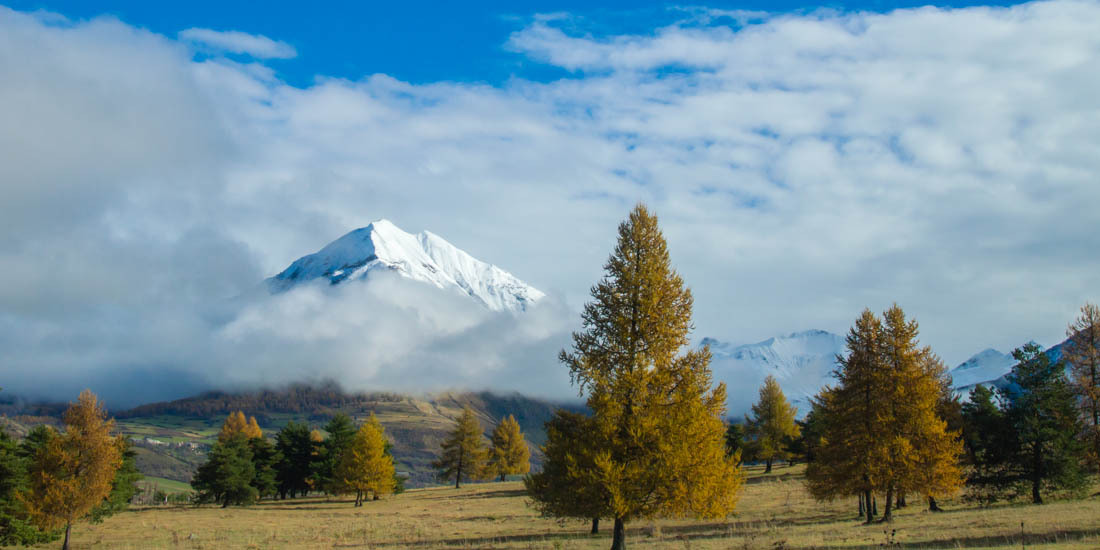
xmin=1 ymin=0 xmax=1097 ymax=407
xmin=7 ymin=0 xmax=1028 ymax=86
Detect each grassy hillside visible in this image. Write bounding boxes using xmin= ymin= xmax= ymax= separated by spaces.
xmin=7 ymin=385 xmax=579 ymax=488
xmin=37 ymin=464 xmax=1100 ymax=549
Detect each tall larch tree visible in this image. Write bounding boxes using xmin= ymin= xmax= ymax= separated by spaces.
xmin=21 ymin=390 xmax=123 ymax=550
xmin=432 ymin=407 xmax=488 ymax=488
xmin=488 ymin=415 xmax=530 ymax=482
xmin=1065 ymin=302 xmax=1100 ymax=472
xmin=745 ymin=375 xmax=800 ymax=473
xmin=334 ymin=414 xmax=395 ymax=506
xmin=558 ymin=204 xmax=742 ymax=550
xmin=876 ymin=306 xmax=963 ymax=521
xmin=806 ymin=309 xmax=888 ymax=524
xmin=525 ymin=410 xmax=612 ymax=535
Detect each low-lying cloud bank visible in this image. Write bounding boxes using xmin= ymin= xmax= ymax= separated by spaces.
xmin=1 ymin=2 xmax=1099 ymax=410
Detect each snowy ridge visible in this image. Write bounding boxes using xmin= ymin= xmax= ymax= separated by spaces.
xmin=704 ymin=330 xmax=846 ymax=417
xmin=706 ymin=330 xmax=1035 ymax=415
xmin=949 ymin=348 xmax=1015 ymax=395
xmin=266 ymin=219 xmax=545 ymax=312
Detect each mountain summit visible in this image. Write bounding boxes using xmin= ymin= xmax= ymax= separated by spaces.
xmin=266 ymin=219 xmax=545 ymax=312
xmin=705 ymin=329 xmax=846 ymax=416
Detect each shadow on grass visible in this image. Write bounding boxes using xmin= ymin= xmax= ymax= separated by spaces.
xmin=414 ymin=488 xmax=528 ymax=501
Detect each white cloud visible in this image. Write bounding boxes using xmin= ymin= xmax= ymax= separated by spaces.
xmin=180 ymin=27 xmax=296 ymax=59
xmin=1 ymin=3 xmax=1099 ymax=414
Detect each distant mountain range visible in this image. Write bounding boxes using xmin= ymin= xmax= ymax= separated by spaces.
xmin=266 ymin=219 xmax=545 ymax=312
xmin=704 ymin=330 xmax=1072 ymax=417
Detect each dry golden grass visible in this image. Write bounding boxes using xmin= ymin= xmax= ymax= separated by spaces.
xmin=38 ymin=465 xmax=1100 ymax=549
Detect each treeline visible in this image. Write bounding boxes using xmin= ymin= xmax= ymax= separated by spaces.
xmin=0 ymin=390 xmax=141 ymax=549
xmin=190 ymin=411 xmax=405 ymax=506
xmin=719 ymin=303 xmax=1100 ymax=522
xmin=116 ymin=383 xmax=405 ymax=419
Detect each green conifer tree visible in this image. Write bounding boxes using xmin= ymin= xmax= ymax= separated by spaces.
xmin=1004 ymin=342 xmax=1086 ymax=504
xmin=191 ymin=434 xmax=257 ymax=507
xmin=525 ymin=410 xmax=612 ymax=535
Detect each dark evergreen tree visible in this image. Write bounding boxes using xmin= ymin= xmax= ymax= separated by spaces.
xmin=960 ymin=384 xmax=1015 ymax=504
xmin=1003 ymin=343 xmax=1086 ymax=504
xmin=383 ymin=440 xmax=406 ymax=494
xmin=248 ymin=437 xmax=281 ymax=499
xmin=525 ymin=411 xmax=612 ymax=535
xmin=316 ymin=414 xmax=356 ymax=493
xmin=724 ymin=422 xmax=746 ymax=466
xmin=17 ymin=425 xmax=54 ymax=460
xmin=191 ymin=434 xmax=258 ymax=507
xmin=275 ymin=421 xmax=317 ymax=498
xmin=0 ymin=429 xmax=57 ymax=546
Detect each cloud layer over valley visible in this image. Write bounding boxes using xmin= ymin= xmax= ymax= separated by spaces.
xmin=1 ymin=2 xmax=1098 ymax=409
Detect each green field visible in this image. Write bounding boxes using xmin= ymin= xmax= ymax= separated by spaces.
xmin=135 ymin=476 xmax=193 ymax=495
xmin=37 ymin=464 xmax=1100 ymax=550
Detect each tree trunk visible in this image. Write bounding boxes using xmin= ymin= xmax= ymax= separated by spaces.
xmin=881 ymin=485 xmax=895 ymax=522
xmin=456 ymin=452 xmax=463 ymax=489
xmin=928 ymin=496 xmax=943 ymax=512
xmin=500 ymin=473 xmax=506 ymax=482
xmin=896 ymin=493 xmax=906 ymax=508
xmin=872 ymin=495 xmax=878 ymax=517
xmin=858 ymin=493 xmax=865 ymax=518
xmin=863 ymin=490 xmax=875 ymax=524
xmin=591 ymin=517 xmax=600 ymax=534
xmin=1032 ymin=443 xmax=1043 ymax=504
xmin=765 ymin=458 xmax=773 ymax=473
xmin=611 ymin=517 xmax=626 ymax=550
xmin=62 ymin=522 xmax=71 ymax=550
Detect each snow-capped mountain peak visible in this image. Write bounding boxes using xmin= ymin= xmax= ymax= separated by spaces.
xmin=266 ymin=219 xmax=545 ymax=312
xmin=949 ymin=348 xmax=1016 ymax=395
xmin=706 ymin=330 xmax=846 ymax=417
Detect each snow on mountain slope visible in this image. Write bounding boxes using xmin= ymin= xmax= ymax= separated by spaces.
xmin=266 ymin=219 xmax=545 ymax=312
xmin=949 ymin=348 xmax=1015 ymax=395
xmin=704 ymin=329 xmax=846 ymax=417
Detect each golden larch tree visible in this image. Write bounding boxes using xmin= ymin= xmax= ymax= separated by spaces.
xmin=746 ymin=375 xmax=800 ymax=473
xmin=432 ymin=407 xmax=488 ymax=488
xmin=1066 ymin=302 xmax=1100 ymax=472
xmin=558 ymin=204 xmax=742 ymax=550
xmin=488 ymin=415 xmax=530 ymax=481
xmin=806 ymin=307 xmax=962 ymax=523
xmin=217 ymin=411 xmax=249 ymax=442
xmin=244 ymin=416 xmax=263 ymax=439
xmin=877 ymin=305 xmax=963 ymax=520
xmin=334 ymin=414 xmax=395 ymax=506
xmin=21 ymin=390 xmax=123 ymax=550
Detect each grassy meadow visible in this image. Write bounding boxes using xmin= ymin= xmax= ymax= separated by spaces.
xmin=36 ymin=465 xmax=1100 ymax=550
